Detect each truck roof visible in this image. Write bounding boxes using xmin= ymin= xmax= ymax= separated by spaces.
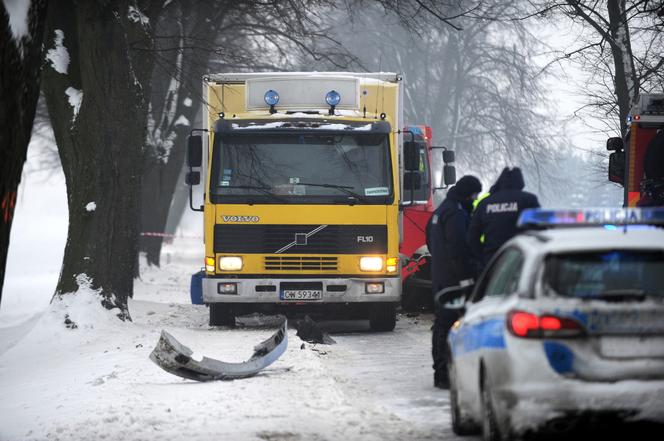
xmin=205 ymin=72 xmax=401 ymax=83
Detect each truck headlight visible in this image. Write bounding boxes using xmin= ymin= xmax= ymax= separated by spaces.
xmin=386 ymin=257 xmax=399 ymax=273
xmin=360 ymin=256 xmax=383 ymax=272
xmin=219 ymin=256 xmax=243 ymax=271
xmin=205 ymin=257 xmax=216 ymax=272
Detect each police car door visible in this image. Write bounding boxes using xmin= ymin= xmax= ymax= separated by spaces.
xmin=454 ymin=247 xmax=524 ymax=415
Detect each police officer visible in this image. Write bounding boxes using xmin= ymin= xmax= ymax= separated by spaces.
xmin=468 ymin=167 xmax=540 ymax=269
xmin=427 ymin=175 xmax=482 ymax=388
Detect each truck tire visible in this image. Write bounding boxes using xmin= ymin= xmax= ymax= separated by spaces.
xmin=209 ymin=304 xmax=236 ymax=328
xmin=369 ymin=303 xmax=397 ymax=332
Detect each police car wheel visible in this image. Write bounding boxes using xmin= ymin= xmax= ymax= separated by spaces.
xmin=209 ymin=304 xmax=236 ymax=328
xmin=481 ymin=369 xmax=502 ymax=441
xmin=368 ymin=303 xmax=396 ymax=332
xmin=449 ymin=357 xmax=480 ymax=435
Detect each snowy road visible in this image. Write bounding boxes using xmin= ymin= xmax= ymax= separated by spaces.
xmin=0 ymin=249 xmax=474 ymax=441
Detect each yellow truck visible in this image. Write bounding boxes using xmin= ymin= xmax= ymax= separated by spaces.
xmin=186 ymin=72 xmax=420 ymax=331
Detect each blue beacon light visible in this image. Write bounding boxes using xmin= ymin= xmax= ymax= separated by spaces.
xmin=264 ymin=89 xmax=279 ymax=114
xmin=325 ymin=90 xmax=341 ymax=106
xmin=326 ymin=90 xmax=341 ymax=116
xmin=264 ymin=89 xmax=280 ymax=106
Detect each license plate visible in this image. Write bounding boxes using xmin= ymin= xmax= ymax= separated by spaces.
xmin=599 ymin=336 xmax=664 ymax=359
xmin=280 ymin=289 xmax=322 ymax=301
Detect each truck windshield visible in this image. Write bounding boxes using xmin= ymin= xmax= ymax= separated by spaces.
xmin=210 ymin=132 xmax=393 ymax=204
xmin=543 ymin=250 xmax=664 ymax=300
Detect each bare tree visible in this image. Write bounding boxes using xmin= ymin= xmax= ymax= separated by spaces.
xmin=42 ymin=0 xmax=161 ymax=319
xmin=1 ymin=0 xmax=49 ymax=304
xmin=139 ymin=0 xmax=355 ymax=267
xmin=520 ymin=0 xmax=664 ymax=135
xmin=328 ymin=1 xmax=563 ymax=195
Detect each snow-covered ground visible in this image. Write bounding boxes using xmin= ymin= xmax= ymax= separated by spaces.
xmin=1 ymin=240 xmax=468 ymax=441
xmin=1 ymin=147 xmax=465 ymax=441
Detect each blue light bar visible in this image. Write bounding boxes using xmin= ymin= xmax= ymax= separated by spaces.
xmin=264 ymin=89 xmax=279 ymax=106
xmin=325 ymin=90 xmax=341 ymax=106
xmin=518 ymin=208 xmax=664 ymax=229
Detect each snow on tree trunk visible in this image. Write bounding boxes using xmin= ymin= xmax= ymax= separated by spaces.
xmin=42 ymin=0 xmax=159 ymax=319
xmin=607 ymin=0 xmax=639 ymax=135
xmin=0 ymin=0 xmax=48 ymax=303
xmin=138 ymin=2 xmax=223 ymax=266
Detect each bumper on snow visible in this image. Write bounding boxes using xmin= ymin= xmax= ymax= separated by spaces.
xmin=202 ymin=276 xmax=401 ymax=304
xmin=150 ymin=319 xmax=288 ymax=381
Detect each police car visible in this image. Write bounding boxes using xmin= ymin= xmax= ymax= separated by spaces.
xmin=446 ymin=208 xmax=664 ymax=440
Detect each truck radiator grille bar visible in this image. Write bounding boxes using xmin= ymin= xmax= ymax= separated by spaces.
xmin=214 ymin=224 xmax=387 ymax=254
xmin=264 ymin=256 xmax=338 ymax=271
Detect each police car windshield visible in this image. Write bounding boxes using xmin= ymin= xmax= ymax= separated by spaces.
xmin=543 ymin=250 xmax=664 ymax=299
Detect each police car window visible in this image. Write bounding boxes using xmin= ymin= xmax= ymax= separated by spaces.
xmin=543 ymin=250 xmax=664 ymax=299
xmin=476 ymin=248 xmax=524 ymax=301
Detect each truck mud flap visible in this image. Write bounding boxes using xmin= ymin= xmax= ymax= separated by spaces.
xmin=150 ymin=320 xmax=288 ymax=381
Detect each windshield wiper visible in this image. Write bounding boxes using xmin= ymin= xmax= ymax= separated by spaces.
xmin=220 ymin=185 xmax=288 ymax=203
xmin=297 ymin=182 xmax=372 ymax=204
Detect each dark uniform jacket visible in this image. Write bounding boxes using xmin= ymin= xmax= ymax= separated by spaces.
xmin=468 ymin=169 xmax=540 ymax=268
xmin=426 ymin=188 xmax=475 ymax=293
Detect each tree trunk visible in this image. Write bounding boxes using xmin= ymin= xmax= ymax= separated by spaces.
xmin=0 ymin=0 xmax=49 ymax=303
xmin=138 ymin=3 xmax=222 ymax=266
xmin=140 ymin=130 xmax=190 ymax=265
xmin=607 ymin=0 xmax=639 ymax=135
xmin=42 ymin=0 xmax=157 ymax=318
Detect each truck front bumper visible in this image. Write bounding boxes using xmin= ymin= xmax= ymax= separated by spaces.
xmin=202 ymin=276 xmax=401 ymax=304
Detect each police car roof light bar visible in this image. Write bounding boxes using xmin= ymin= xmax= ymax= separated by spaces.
xmin=518 ymin=208 xmax=664 ymax=229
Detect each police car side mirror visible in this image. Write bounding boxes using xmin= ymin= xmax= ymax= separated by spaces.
xmin=606 ymin=137 xmax=623 ymax=151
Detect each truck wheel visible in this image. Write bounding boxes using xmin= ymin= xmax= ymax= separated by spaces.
xmin=369 ymin=303 xmax=396 ymax=332
xmin=401 ymin=279 xmax=418 ymax=312
xmin=209 ymin=304 xmax=236 ymax=328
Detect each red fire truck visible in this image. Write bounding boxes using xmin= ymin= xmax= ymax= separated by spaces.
xmin=608 ymin=94 xmax=664 ymax=207
xmin=400 ymin=125 xmax=455 ymax=310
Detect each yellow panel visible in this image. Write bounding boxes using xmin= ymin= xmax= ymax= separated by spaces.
xmin=215 ymin=205 xmax=386 ymax=225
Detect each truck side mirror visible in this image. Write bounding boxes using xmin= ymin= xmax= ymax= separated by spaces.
xmin=442 ymin=150 xmax=455 ymax=164
xmin=187 ymin=135 xmax=203 ymax=167
xmin=443 ymin=165 xmax=456 ymax=186
xmin=404 ymin=171 xmax=422 ymax=191
xmin=403 ymin=141 xmax=421 ymax=171
xmin=606 ymin=137 xmax=623 ymax=151
xmin=608 ymin=151 xmax=625 ymax=185
xmin=186 ymin=171 xmax=201 ymax=186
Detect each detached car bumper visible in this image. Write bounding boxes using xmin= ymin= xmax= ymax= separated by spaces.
xmin=202 ymin=276 xmax=401 ymax=304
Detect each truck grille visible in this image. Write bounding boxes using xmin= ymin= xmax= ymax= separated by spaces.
xmin=215 ymin=224 xmax=387 ymax=254
xmin=264 ymin=256 xmax=338 ymax=271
